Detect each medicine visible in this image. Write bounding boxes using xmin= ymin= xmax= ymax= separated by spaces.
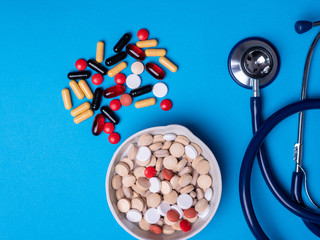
xmin=130 ymin=85 xmax=152 ymax=97
xmin=126 ymin=44 xmax=146 ymax=61
xmin=145 ymin=49 xmax=166 ymax=57
xmin=159 ymin=56 xmax=178 ymax=72
xmin=153 ymin=82 xmax=168 ymax=98
xmin=146 ymin=63 xmax=165 ymax=80
xmin=71 ymin=102 xmax=90 ymax=117
xmin=69 ymin=80 xmax=85 ymax=100
xmin=88 ymin=59 xmax=108 ymax=75
xmin=103 ymin=84 xmax=126 ymax=98
xmin=91 ymin=87 xmax=103 ymax=111
xmin=74 ymin=109 xmax=93 ymax=124
xmin=100 ymin=106 xmax=120 ymax=125
xmin=136 ymin=39 xmax=158 ymax=48
xmin=92 ymin=114 xmax=105 ymax=136
xmin=108 ymin=62 xmax=127 ymax=77
xmin=114 ymin=33 xmax=131 ymax=53
xmin=67 ymin=71 xmax=91 ymax=80
xmin=78 ymin=80 xmax=93 ymax=99
xmin=126 ymin=74 xmax=141 ymax=89
xmin=135 ymin=97 xmax=156 ymax=108
xmin=61 ymin=88 xmax=72 ymax=110
xmin=96 ymin=41 xmax=104 ymax=63
xmin=105 ymin=52 xmax=127 ymax=66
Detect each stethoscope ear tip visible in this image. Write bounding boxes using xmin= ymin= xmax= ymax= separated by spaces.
xmin=295 ymin=21 xmax=313 ymax=34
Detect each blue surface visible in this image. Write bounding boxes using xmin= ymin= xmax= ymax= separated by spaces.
xmin=1 ymin=0 xmax=320 ymax=239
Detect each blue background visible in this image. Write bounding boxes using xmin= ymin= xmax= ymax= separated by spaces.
xmin=1 ymin=0 xmax=320 ymax=239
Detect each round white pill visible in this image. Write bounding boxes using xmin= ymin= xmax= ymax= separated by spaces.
xmin=177 ymin=194 xmax=193 ymax=209
xmin=144 ymin=208 xmax=160 ymax=224
xmin=157 ymin=201 xmax=171 ymax=216
xmin=163 ymin=133 xmax=176 ymax=141
xmin=185 ymin=145 xmax=198 ymax=159
xmin=171 ymin=205 xmax=183 ymax=219
xmin=126 ymin=209 xmax=142 ymax=222
xmin=126 ymin=74 xmax=141 ymax=89
xmin=131 ymin=62 xmax=144 ymax=75
xmin=205 ymin=188 xmax=213 ymax=201
xmin=198 ymin=205 xmax=210 ymax=219
xmin=153 ymin=82 xmax=168 ymax=98
xmin=149 ymin=177 xmax=161 ymax=193
xmin=136 ymin=146 xmax=151 ymax=162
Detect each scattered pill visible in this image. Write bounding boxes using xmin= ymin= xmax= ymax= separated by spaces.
xmin=109 ymin=99 xmax=121 ymax=111
xmin=114 ymin=33 xmax=131 ymax=53
xmin=105 ymin=52 xmax=127 ymax=67
xmin=198 ymin=205 xmax=210 ymax=219
xmin=167 ymin=210 xmax=180 ymax=222
xmin=71 ymin=102 xmax=91 ymax=117
xmin=149 ymin=177 xmax=161 ymax=193
xmin=92 ymin=114 xmax=105 ymax=136
xmin=160 ymin=99 xmax=172 ymax=111
xmin=117 ymin=198 xmax=131 ymax=213
xmin=145 ymin=208 xmax=161 ymax=224
xmin=145 ymin=166 xmax=156 ymax=179
xmin=75 ymin=59 xmax=87 ymax=71
xmin=120 ymin=94 xmax=133 ymax=106
xmin=205 ymin=188 xmax=213 ymax=201
xmin=88 ymin=59 xmax=108 ymax=75
xmin=126 ymin=209 xmax=142 ymax=222
xmin=74 ymin=109 xmax=93 ymax=124
xmin=130 ymin=85 xmax=152 ymax=97
xmin=171 ymin=205 xmax=184 ymax=219
xmin=159 ymin=56 xmax=178 ymax=72
xmin=96 ymin=41 xmax=104 ymax=63
xmin=185 ymin=145 xmax=198 ymax=159
xmin=153 ymin=82 xmax=168 ymax=98
xmin=145 ymin=49 xmax=166 ymax=57
xmin=61 ymin=88 xmax=72 ymax=110
xmin=100 ymin=106 xmax=119 ymax=125
xmin=126 ymin=44 xmax=146 ymax=61
xmin=135 ymin=97 xmax=156 ymax=109
xmin=78 ymin=80 xmax=93 ymax=99
xmin=131 ymin=62 xmax=144 ymax=75
xmin=177 ymin=194 xmax=193 ymax=209
xmin=108 ymin=62 xmax=127 ymax=77
xmin=103 ymin=84 xmax=126 ymax=98
xmin=136 ymin=146 xmax=152 ymax=162
xmin=145 ymin=63 xmax=165 ymax=80
xmin=183 ymin=207 xmax=197 ymax=219
xmin=103 ymin=122 xmax=114 ymax=134
xmin=109 ymin=132 xmax=120 ymax=144
xmin=91 ymin=87 xmax=103 ymax=111
xmin=114 ymin=73 xmax=126 ymax=85
xmin=162 ymin=168 xmax=174 ymax=181
xmin=137 ymin=29 xmax=149 ymax=41
xmin=150 ymin=224 xmax=162 ymax=234
xmin=126 ymin=74 xmax=141 ymax=89
xmin=91 ymin=73 xmax=104 ymax=85
xmin=67 ymin=70 xmax=91 ymax=80
xmin=180 ymin=220 xmax=191 ymax=232
xmin=69 ymin=80 xmax=85 ymax=100
xmin=157 ymin=201 xmax=171 ymax=216
xmin=163 ymin=133 xmax=176 ymax=141
xmin=136 ymin=39 xmax=158 ymax=48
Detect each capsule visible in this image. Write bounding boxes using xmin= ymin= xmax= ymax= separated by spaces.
xmin=135 ymin=97 xmax=156 ymax=109
xmin=96 ymin=41 xmax=104 ymax=63
xmin=69 ymin=80 xmax=85 ymax=100
xmin=91 ymin=87 xmax=103 ymax=111
xmin=74 ymin=109 xmax=93 ymax=124
xmin=105 ymin=52 xmax=127 ymax=66
xmin=103 ymin=84 xmax=126 ymax=98
xmin=130 ymin=85 xmax=153 ymax=97
xmin=68 ymin=71 xmax=91 ymax=80
xmin=92 ymin=114 xmax=105 ymax=136
xmin=159 ymin=56 xmax=178 ymax=72
xmin=71 ymin=102 xmax=91 ymax=117
xmin=107 ymin=62 xmax=127 ymax=77
xmin=88 ymin=59 xmax=108 ymax=75
xmin=145 ymin=49 xmax=166 ymax=57
xmin=126 ymin=44 xmax=146 ymax=61
xmin=114 ymin=33 xmax=131 ymax=53
xmin=100 ymin=106 xmax=120 ymax=125
xmin=136 ymin=39 xmax=158 ymax=48
xmin=61 ymin=88 xmax=72 ymax=110
xmin=78 ymin=80 xmax=93 ymax=99
xmin=145 ymin=63 xmax=165 ymax=80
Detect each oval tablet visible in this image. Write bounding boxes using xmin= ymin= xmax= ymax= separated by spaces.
xmin=144 ymin=208 xmax=160 ymax=224
xmin=126 ymin=209 xmax=142 ymax=222
xmin=126 ymin=74 xmax=141 ymax=89
xmin=153 ymin=82 xmax=168 ymax=98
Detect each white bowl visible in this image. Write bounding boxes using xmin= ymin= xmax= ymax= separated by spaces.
xmin=105 ymin=124 xmax=222 ymax=240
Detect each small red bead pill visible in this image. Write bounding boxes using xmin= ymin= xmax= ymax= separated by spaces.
xmin=92 ymin=114 xmax=105 ymax=136
xmin=145 ymin=167 xmax=156 ymax=179
xmin=150 ymin=225 xmax=162 ymax=235
xmin=166 ymin=210 xmax=180 ymax=222
xmin=75 ymin=59 xmax=87 ymax=71
xmin=162 ymin=168 xmax=174 ymax=181
xmin=91 ymin=73 xmax=103 ymax=85
xmin=103 ymin=122 xmax=115 ymax=134
xmin=145 ymin=62 xmax=165 ymax=80
xmin=120 ymin=94 xmax=133 ymax=106
xmin=114 ymin=73 xmax=126 ymax=85
xmin=183 ymin=207 xmax=197 ymax=219
xmin=109 ymin=132 xmax=120 ymax=144
xmin=160 ymin=99 xmax=172 ymax=111
xmin=137 ymin=29 xmax=149 ymax=41
xmin=180 ymin=220 xmax=192 ymax=232
xmin=109 ymin=99 xmax=121 ymax=111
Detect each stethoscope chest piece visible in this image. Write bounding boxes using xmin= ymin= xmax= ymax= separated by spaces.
xmin=228 ymin=37 xmax=280 ymax=89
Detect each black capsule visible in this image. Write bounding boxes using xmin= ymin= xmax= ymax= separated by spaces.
xmin=91 ymin=88 xmax=103 ymax=111
xmin=105 ymin=52 xmax=127 ymax=66
xmin=113 ymin=33 xmax=131 ymax=53
xmin=130 ymin=85 xmax=153 ymax=97
xmin=87 ymin=59 xmax=108 ymax=75
xmin=67 ymin=71 xmax=91 ymax=80
xmin=101 ymin=106 xmax=119 ymax=125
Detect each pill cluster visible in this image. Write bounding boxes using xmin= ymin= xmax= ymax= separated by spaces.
xmin=61 ymin=29 xmax=177 ymax=144
xmin=112 ymin=133 xmax=213 ymax=235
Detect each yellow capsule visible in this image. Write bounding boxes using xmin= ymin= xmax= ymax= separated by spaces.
xmin=96 ymin=41 xmax=104 ymax=63
xmin=69 ymin=80 xmax=84 ymax=100
xmin=61 ymin=88 xmax=72 ymax=110
xmin=108 ymin=62 xmax=127 ymax=77
xmin=136 ymin=39 xmax=158 ymax=48
xmin=159 ymin=56 xmax=178 ymax=73
xmin=145 ymin=49 xmax=166 ymax=57
xmin=71 ymin=102 xmax=91 ymax=117
xmin=135 ymin=97 xmax=156 ymax=109
xmin=78 ymin=80 xmax=93 ymax=99
xmin=74 ymin=109 xmax=93 ymax=124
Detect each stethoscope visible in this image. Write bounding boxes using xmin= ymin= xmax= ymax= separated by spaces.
xmin=228 ymin=20 xmax=320 ymax=239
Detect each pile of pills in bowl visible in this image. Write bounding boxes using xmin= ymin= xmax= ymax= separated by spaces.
xmin=112 ymin=133 xmax=214 ymax=235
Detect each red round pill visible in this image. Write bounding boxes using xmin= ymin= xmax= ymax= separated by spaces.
xmin=114 ymin=73 xmax=126 ymax=85
xmin=91 ymin=74 xmax=103 ymax=85
xmin=162 ymin=168 xmax=174 ymax=181
xmin=145 ymin=167 xmax=156 ymax=179
xmin=109 ymin=99 xmax=121 ymax=111
xmin=150 ymin=225 xmax=162 ymax=235
xmin=166 ymin=210 xmax=180 ymax=222
xmin=103 ymin=122 xmax=114 ymax=134
xmin=75 ymin=59 xmax=87 ymax=71
xmin=109 ymin=132 xmax=120 ymax=144
xmin=183 ymin=207 xmax=197 ymax=219
xmin=120 ymin=94 xmax=132 ymax=107
xmin=180 ymin=220 xmax=192 ymax=232
xmin=160 ymin=99 xmax=172 ymax=111
xmin=137 ymin=28 xmax=149 ymax=41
